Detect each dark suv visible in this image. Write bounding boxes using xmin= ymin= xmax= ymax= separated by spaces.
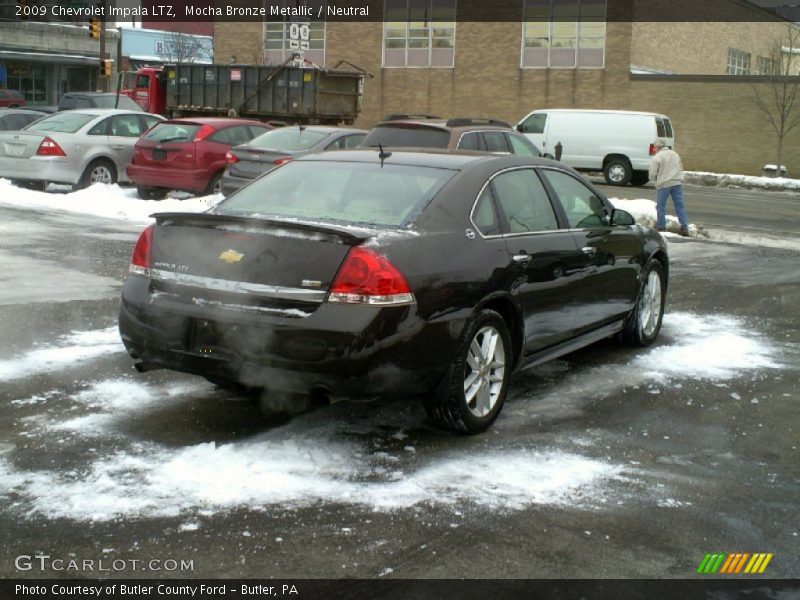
xmin=360 ymin=115 xmax=542 ymax=156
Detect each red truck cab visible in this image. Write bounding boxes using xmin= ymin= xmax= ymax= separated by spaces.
xmin=124 ymin=67 xmax=167 ymax=115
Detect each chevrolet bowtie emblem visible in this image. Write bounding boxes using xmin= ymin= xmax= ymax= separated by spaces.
xmin=218 ymin=249 xmax=244 ymax=263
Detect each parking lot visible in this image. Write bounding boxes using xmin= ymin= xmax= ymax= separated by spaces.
xmin=0 ymin=183 xmax=798 ymax=579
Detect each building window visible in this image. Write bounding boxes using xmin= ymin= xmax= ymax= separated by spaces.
xmin=263 ymin=0 xmax=326 ymax=66
xmin=755 ymin=56 xmax=777 ymax=75
xmin=727 ymin=48 xmax=751 ymax=75
xmin=383 ymin=0 xmax=456 ymax=68
xmin=522 ymin=0 xmax=606 ymax=69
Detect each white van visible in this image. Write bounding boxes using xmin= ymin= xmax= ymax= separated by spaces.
xmin=515 ymin=109 xmax=675 ymax=186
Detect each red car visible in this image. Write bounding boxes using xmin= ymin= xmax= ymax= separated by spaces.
xmin=0 ymin=89 xmax=26 ymax=108
xmin=127 ymin=118 xmax=272 ymax=199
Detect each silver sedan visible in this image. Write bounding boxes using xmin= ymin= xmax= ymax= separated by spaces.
xmin=0 ymin=109 xmax=163 ymax=190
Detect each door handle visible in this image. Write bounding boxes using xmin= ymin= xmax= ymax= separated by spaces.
xmin=512 ymin=253 xmax=532 ymax=265
xmin=581 ymin=246 xmax=597 ymax=258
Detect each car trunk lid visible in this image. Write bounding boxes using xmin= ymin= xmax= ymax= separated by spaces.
xmin=0 ymin=131 xmax=47 ymax=159
xmin=147 ymin=212 xmax=372 ymax=314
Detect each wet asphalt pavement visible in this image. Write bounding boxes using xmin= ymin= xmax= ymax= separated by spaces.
xmin=0 ymin=189 xmax=798 ymax=580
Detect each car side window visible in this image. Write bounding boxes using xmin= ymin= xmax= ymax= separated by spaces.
xmin=457 ymin=132 xmax=482 ymax=151
xmin=74 ymin=98 xmax=92 ymax=109
xmin=87 ymin=118 xmax=110 ymax=135
xmin=109 ymin=114 xmax=143 ymax=137
xmin=483 ymin=131 xmax=510 ymax=153
xmin=343 ymin=134 xmax=365 ymax=149
xmin=60 ymin=97 xmax=76 ymax=110
xmin=210 ymin=125 xmax=254 ymax=146
xmin=492 ymin=169 xmax=558 ymax=234
xmin=540 ymin=170 xmax=608 ymax=229
xmin=472 ymin=186 xmax=501 ymax=236
xmin=2 ymin=114 xmax=29 ymax=130
xmin=519 ymin=113 xmax=546 ymax=134
xmin=506 ymin=133 xmax=539 ymax=157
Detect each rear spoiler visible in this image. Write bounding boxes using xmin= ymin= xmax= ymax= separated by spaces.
xmin=151 ymin=212 xmax=372 ymax=245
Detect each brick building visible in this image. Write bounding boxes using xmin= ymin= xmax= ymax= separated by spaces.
xmin=214 ymin=0 xmax=800 ymax=175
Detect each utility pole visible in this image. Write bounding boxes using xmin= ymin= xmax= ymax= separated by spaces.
xmin=99 ymin=0 xmax=108 ymax=92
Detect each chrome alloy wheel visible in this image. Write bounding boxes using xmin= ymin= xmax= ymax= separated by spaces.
xmin=639 ymin=270 xmax=663 ymax=337
xmin=607 ymin=163 xmax=627 ymax=183
xmin=90 ymin=164 xmax=114 ymax=184
xmin=463 ymin=325 xmax=506 ymax=418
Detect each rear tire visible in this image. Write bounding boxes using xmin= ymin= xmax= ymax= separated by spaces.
xmin=424 ymin=309 xmax=512 ymax=434
xmin=137 ymin=186 xmax=168 ymax=200
xmin=78 ymin=159 xmax=116 ymax=189
xmin=620 ymin=259 xmax=666 ymax=346
xmin=604 ymin=158 xmax=632 ymax=186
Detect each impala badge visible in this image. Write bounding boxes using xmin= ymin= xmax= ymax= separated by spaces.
xmin=218 ymin=249 xmax=244 ymax=263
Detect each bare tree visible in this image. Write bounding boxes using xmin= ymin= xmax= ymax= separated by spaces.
xmin=158 ymin=31 xmax=213 ymax=64
xmin=752 ymin=24 xmax=800 ymax=176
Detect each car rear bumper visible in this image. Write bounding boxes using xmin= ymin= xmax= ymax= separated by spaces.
xmin=0 ymin=155 xmax=81 ymax=184
xmin=118 ymin=275 xmax=459 ymax=399
xmin=127 ymin=163 xmax=210 ymax=193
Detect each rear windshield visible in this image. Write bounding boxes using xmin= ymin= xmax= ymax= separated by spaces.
xmin=361 ymin=126 xmax=450 ymax=149
xmin=24 ymin=112 xmax=95 ymax=133
xmin=215 ymin=160 xmax=455 ymax=227
xmin=91 ymin=95 xmax=142 ymax=111
xmin=143 ymin=122 xmax=201 ymax=143
xmin=249 ymin=127 xmax=329 ymax=151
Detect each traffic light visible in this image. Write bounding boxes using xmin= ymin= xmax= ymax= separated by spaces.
xmin=103 ymin=59 xmax=113 ymax=78
xmin=89 ymin=18 xmax=100 ymax=39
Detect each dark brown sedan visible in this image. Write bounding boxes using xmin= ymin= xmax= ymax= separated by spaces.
xmin=119 ymin=150 xmax=668 ymax=433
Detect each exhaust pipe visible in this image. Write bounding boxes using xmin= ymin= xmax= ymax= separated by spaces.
xmin=133 ymin=361 xmax=160 ymax=373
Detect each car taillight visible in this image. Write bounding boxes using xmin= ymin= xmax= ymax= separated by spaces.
xmin=648 ymin=143 xmax=657 ymax=156
xmin=193 ymin=124 xmax=215 ymax=141
xmin=129 ymin=224 xmax=154 ymax=277
xmin=328 ymin=247 xmax=414 ymax=306
xmin=274 ymin=157 xmax=292 ymax=166
xmin=225 ymin=151 xmax=239 ymax=164
xmin=36 ymin=137 xmax=66 ymax=157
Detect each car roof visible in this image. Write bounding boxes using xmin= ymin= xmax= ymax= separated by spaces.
xmin=373 ymin=117 xmax=513 ymax=132
xmin=268 ymin=125 xmax=367 ymax=134
xmin=56 ymin=108 xmax=156 ymax=118
xmin=161 ymin=117 xmax=268 ymax=126
xmin=293 ymin=148 xmax=551 ymax=170
xmin=0 ymin=108 xmax=44 ymax=114
xmin=61 ymin=92 xmax=119 ymax=98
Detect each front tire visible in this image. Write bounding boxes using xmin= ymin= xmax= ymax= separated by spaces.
xmin=620 ymin=259 xmax=666 ymax=346
xmin=604 ymin=158 xmax=632 ymax=186
xmin=424 ymin=309 xmax=512 ymax=434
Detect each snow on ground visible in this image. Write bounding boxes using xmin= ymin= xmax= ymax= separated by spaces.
xmin=0 ymin=179 xmax=218 ymax=223
xmin=0 ymin=326 xmax=123 ymax=382
xmin=0 ymin=311 xmax=788 ymax=522
xmin=685 ymin=170 xmax=800 ymax=191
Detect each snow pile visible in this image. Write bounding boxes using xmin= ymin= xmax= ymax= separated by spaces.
xmin=0 ymin=179 xmax=218 ymax=223
xmin=685 ymin=171 xmax=800 ymax=192
xmin=0 ymin=443 xmax=621 ymax=520
xmin=0 ymin=326 xmax=123 ymax=382
xmin=609 ymin=197 xmax=702 ymax=237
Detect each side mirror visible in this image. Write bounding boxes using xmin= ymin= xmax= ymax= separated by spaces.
xmin=611 ymin=209 xmax=636 ymax=226
xmin=516 ymin=124 xmax=524 ymax=133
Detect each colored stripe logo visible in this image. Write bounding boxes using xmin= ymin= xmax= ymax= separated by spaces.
xmin=697 ymin=553 xmax=773 ymax=574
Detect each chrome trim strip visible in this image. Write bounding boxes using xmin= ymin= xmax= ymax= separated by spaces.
xmin=150 ymin=269 xmax=327 ymax=303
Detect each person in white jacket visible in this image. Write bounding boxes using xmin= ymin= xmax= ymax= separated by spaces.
xmin=649 ymin=139 xmax=690 ymax=237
